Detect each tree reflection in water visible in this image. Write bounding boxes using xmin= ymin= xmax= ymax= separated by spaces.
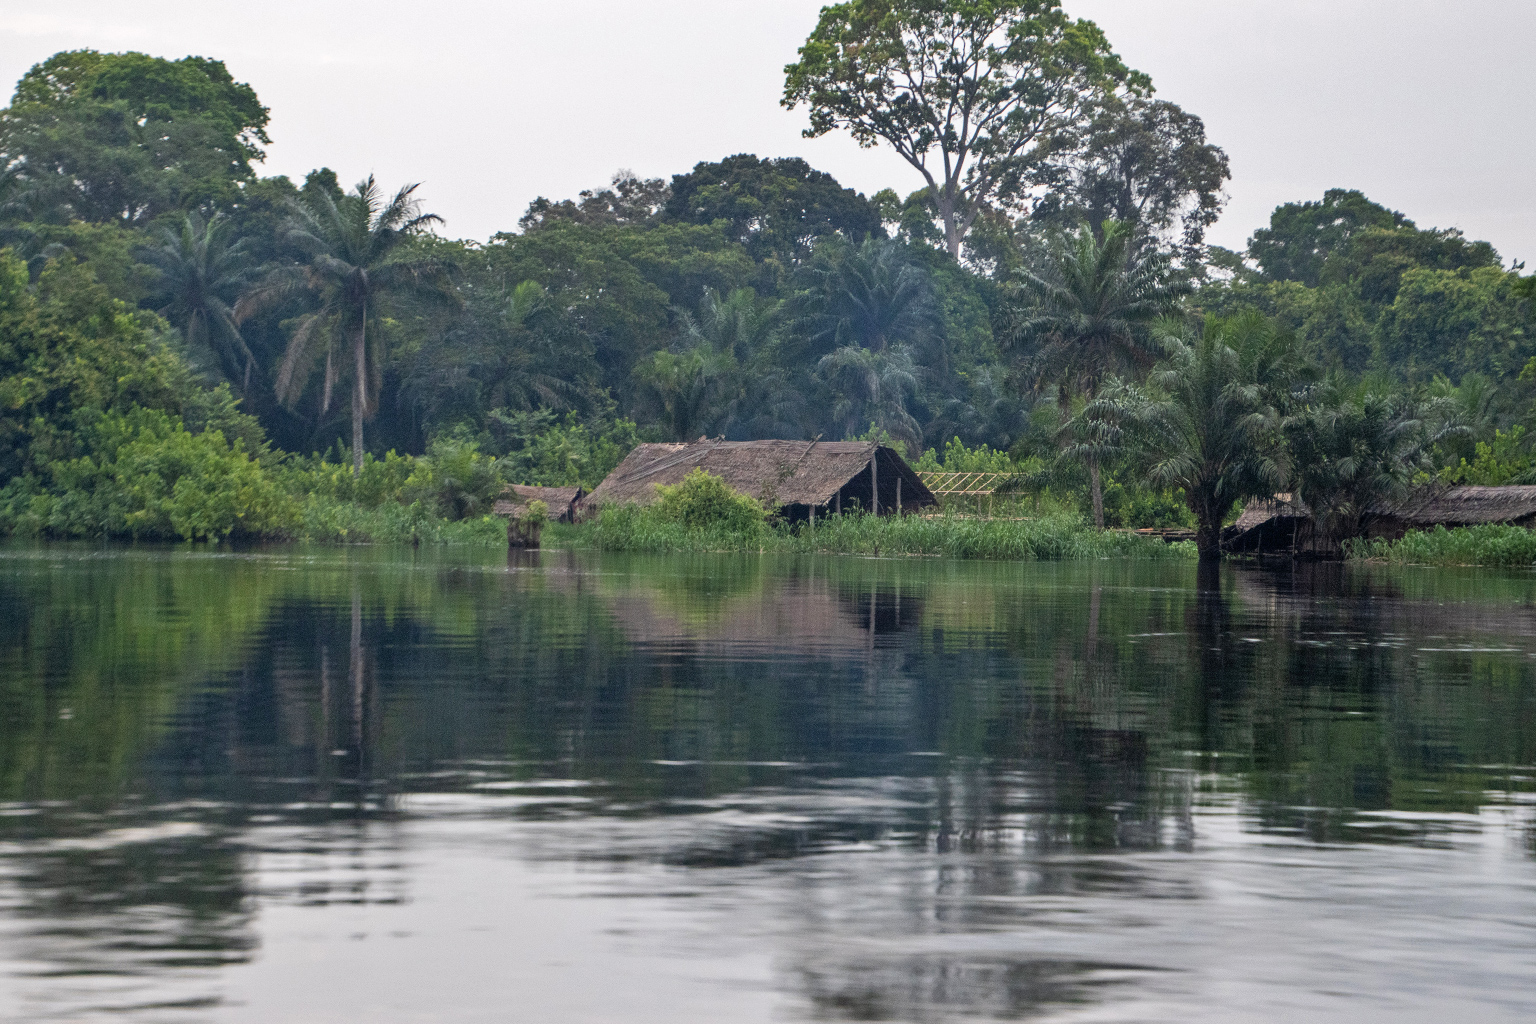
xmin=0 ymin=547 xmax=1534 ymax=1020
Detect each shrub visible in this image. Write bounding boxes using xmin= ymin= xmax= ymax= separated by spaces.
xmin=3 ymin=407 xmax=297 ymax=540
xmin=401 ymin=437 xmax=505 ymax=519
xmin=653 ymin=469 xmax=769 ymax=534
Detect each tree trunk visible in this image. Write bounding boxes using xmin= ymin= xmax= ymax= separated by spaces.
xmin=352 ymin=304 xmax=367 ymax=477
xmin=1196 ymin=518 xmax=1223 ymax=561
xmin=1088 ymin=459 xmax=1104 ymax=530
xmin=940 ymin=186 xmax=962 ymax=260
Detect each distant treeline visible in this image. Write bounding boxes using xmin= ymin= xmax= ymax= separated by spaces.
xmin=1 ymin=4 xmax=1533 ymax=551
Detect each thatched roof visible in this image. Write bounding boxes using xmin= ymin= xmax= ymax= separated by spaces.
xmin=1229 ymin=493 xmax=1308 ymax=534
xmin=493 ymin=484 xmax=583 ymax=521
xmin=579 ymin=439 xmax=935 ymax=513
xmin=1227 ymin=485 xmax=1536 ymax=553
xmin=1383 ymin=485 xmax=1536 ymax=526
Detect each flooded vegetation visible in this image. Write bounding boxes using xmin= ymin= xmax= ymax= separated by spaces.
xmin=2 ymin=545 xmax=1535 ymax=1021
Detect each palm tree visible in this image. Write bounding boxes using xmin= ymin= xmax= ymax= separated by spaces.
xmin=681 ymin=287 xmax=784 ymax=361
xmin=139 ymin=210 xmax=258 ymax=387
xmin=239 ymin=176 xmax=451 ymax=474
xmin=1286 ymin=374 xmax=1463 ymax=544
xmin=631 ymin=346 xmax=739 ymax=442
xmin=804 ymin=237 xmax=936 ymax=354
xmin=1007 ymin=220 xmax=1190 ymax=527
xmin=816 ymin=344 xmax=923 ymax=448
xmin=1077 ymin=313 xmax=1309 ymax=560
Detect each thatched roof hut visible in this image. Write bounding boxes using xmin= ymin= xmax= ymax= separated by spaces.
xmin=1374 ymin=485 xmax=1536 ymax=534
xmin=493 ymin=484 xmax=584 ymax=523
xmin=578 ymin=439 xmax=935 ymax=520
xmin=1225 ymin=485 xmax=1536 ymax=556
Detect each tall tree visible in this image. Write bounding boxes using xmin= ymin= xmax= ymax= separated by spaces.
xmin=1032 ymin=95 xmax=1230 ymax=264
xmin=782 ymin=0 xmax=1143 ymax=259
xmin=519 ymin=171 xmax=669 ymax=231
xmin=1247 ymin=189 xmax=1411 ymax=287
xmin=630 ymin=346 xmax=739 ymax=442
xmin=1078 ymin=313 xmax=1308 ymax=560
xmin=0 ymin=49 xmax=270 ymax=224
xmin=1006 ymin=219 xmax=1189 ymax=527
xmin=666 ymin=154 xmax=881 ymax=267
xmin=240 ymin=176 xmax=450 ymax=473
xmin=138 ymin=210 xmax=258 ymax=387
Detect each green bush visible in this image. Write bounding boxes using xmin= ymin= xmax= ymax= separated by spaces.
xmin=1348 ymin=524 xmax=1536 ymax=567
xmin=401 ymin=437 xmax=505 ymax=519
xmin=653 ymin=468 xmax=769 ymax=534
xmin=279 ymin=449 xmax=416 ymax=507
xmin=2 ymin=407 xmax=297 ymax=540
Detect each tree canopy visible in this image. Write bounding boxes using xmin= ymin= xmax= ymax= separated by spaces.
xmin=783 ymin=0 xmax=1145 ymax=258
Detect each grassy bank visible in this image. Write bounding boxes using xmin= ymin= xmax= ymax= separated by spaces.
xmin=1347 ymin=525 xmax=1536 ymax=568
xmin=544 ymin=505 xmax=1195 ymax=561
xmin=295 ymin=497 xmax=509 ymax=546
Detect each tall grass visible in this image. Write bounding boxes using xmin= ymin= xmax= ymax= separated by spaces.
xmin=1348 ymin=524 xmax=1536 ymax=567
xmin=295 ymin=496 xmax=508 ymax=546
xmin=547 ymin=505 xmax=1195 ymax=561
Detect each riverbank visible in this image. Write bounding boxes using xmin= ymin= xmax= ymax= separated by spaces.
xmin=1348 ymin=524 xmax=1536 ymax=567
xmin=542 ymin=506 xmax=1195 ymax=561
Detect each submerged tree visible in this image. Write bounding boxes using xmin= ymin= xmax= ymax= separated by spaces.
xmin=139 ymin=210 xmax=257 ymax=387
xmin=783 ymin=0 xmax=1143 ymax=259
xmin=1078 ymin=313 xmax=1309 ymax=560
xmin=239 ymin=176 xmax=451 ymax=473
xmin=1006 ymin=219 xmax=1189 ymax=526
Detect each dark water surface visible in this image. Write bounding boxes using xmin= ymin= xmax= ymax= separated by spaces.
xmin=2 ymin=546 xmax=1536 ymax=1022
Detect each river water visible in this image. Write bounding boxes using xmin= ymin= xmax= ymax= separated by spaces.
xmin=1 ymin=545 xmax=1534 ymax=1022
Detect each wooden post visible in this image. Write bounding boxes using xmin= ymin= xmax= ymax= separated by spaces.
xmin=871 ymin=451 xmax=879 ymax=516
xmin=837 ymin=491 xmax=841 ymax=515
xmin=809 ymin=504 xmax=815 ymax=532
xmin=896 ymin=476 xmax=902 ymax=516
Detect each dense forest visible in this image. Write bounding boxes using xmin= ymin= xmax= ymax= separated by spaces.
xmin=0 ymin=1 xmax=1531 ymax=557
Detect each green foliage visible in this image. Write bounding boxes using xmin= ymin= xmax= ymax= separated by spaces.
xmin=783 ymin=0 xmax=1145 ymax=257
xmin=567 ymin=505 xmax=1194 ymax=560
xmin=486 ymin=409 xmax=638 ymax=488
xmin=1 ymin=49 xmax=270 ymax=223
xmin=1204 ymin=189 xmax=1521 ymax=381
xmin=666 ymin=154 xmax=881 ymax=268
xmin=1376 ymin=265 xmax=1530 ymax=380
xmin=1349 ymin=524 xmax=1536 ymax=568
xmin=401 ymin=436 xmax=504 ymax=519
xmin=653 ymin=468 xmax=769 ymax=533
xmin=1248 ymin=189 xmax=1411 ymax=287
xmin=292 ymin=494 xmax=507 ymax=546
xmin=1080 ymin=312 xmax=1308 ymax=556
xmin=914 ymin=436 xmax=1015 ymax=473
xmin=279 ymin=448 xmax=415 ymax=507
xmin=1099 ymin=482 xmax=1196 ymax=529
xmin=1 ymin=406 xmax=295 ymax=540
xmin=1287 ymin=374 xmax=1461 ymax=542
xmin=243 ymin=175 xmax=452 ymax=472
xmin=516 ymin=499 xmax=550 ymax=527
xmin=1439 ymin=426 xmax=1536 ymax=485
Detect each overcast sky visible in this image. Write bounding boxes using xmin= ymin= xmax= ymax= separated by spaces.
xmin=3 ymin=1 xmax=1533 ymax=263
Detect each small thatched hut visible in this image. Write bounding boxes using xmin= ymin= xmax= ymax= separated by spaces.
xmin=1371 ymin=485 xmax=1536 ymax=537
xmin=577 ymin=439 xmax=935 ymax=521
xmin=1225 ymin=485 xmax=1536 ymax=556
xmin=493 ymin=484 xmax=584 ymax=523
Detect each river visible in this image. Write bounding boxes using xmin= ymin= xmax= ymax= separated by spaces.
xmin=1 ymin=545 xmax=1534 ymax=1022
